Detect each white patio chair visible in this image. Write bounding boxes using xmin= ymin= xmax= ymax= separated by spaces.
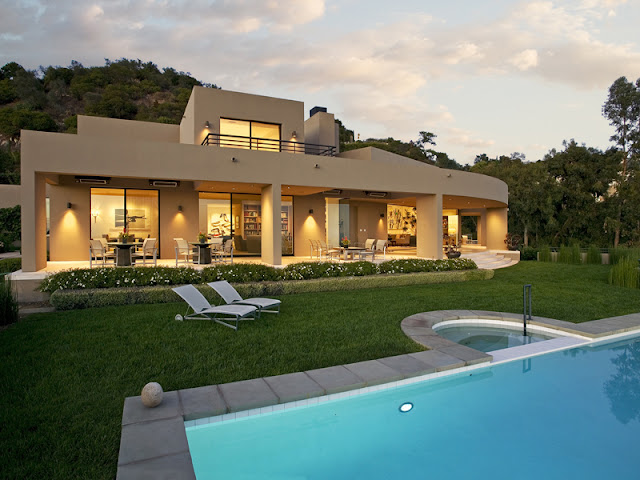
xmin=357 ymin=239 xmax=377 ymax=261
xmin=174 ymin=238 xmax=198 ymax=266
xmin=89 ymin=239 xmax=115 ymax=267
xmin=375 ymin=239 xmax=388 ymax=260
xmin=214 ymin=239 xmax=234 ymax=264
xmin=172 ymin=284 xmax=257 ymax=330
xmin=132 ymin=238 xmax=158 ymax=266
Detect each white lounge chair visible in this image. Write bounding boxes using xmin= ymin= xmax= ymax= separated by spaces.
xmin=172 ymin=284 xmax=257 ymax=330
xmin=207 ymin=280 xmax=281 ymax=317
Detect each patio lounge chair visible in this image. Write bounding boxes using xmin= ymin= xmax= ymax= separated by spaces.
xmin=207 ymin=280 xmax=281 ymax=317
xmin=172 ymin=284 xmax=258 ymax=330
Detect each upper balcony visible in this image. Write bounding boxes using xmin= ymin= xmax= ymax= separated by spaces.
xmin=201 ymin=133 xmax=336 ymax=156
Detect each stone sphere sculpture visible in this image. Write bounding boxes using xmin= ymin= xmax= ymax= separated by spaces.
xmin=141 ymin=382 xmax=164 ymax=408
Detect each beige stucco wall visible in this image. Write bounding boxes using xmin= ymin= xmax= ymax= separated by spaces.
xmin=349 ymin=201 xmax=387 ymax=244
xmin=78 ymin=115 xmax=180 ymax=143
xmin=180 ymin=87 xmax=306 ymax=146
xmin=304 ymin=112 xmax=338 ymax=150
xmin=293 ymin=195 xmax=326 ymax=257
xmin=0 ymin=184 xmax=20 ymax=208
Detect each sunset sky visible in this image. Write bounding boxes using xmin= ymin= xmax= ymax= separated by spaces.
xmin=2 ymin=0 xmax=639 ymax=163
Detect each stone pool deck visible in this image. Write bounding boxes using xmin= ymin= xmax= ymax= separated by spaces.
xmin=116 ymin=309 xmax=640 ymax=479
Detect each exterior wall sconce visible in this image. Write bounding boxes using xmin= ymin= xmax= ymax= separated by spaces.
xmin=204 ymin=121 xmax=210 ymax=128
xmin=291 ymin=131 xmax=297 ymax=139
xmin=314 ymin=163 xmax=319 ymax=168
xmin=447 ymin=173 xmax=452 ymax=178
xmin=308 ymin=209 xmax=314 ymax=215
xmin=178 ymin=205 xmax=183 ymax=212
xmin=67 ymin=202 xmax=72 ymax=209
xmin=232 ymin=157 xmax=238 ymax=163
xmin=380 ymin=213 xmax=385 ymax=218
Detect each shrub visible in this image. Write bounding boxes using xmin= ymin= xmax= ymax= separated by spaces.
xmin=558 ymin=245 xmax=582 ymax=264
xmin=40 ymin=259 xmax=478 ymax=292
xmin=609 ymin=247 xmax=640 ymax=266
xmin=49 ymin=269 xmax=495 ymax=310
xmin=520 ymin=247 xmax=538 ymax=261
xmin=0 ymin=275 xmax=19 ymax=325
xmin=0 ymin=257 xmax=21 ymax=273
xmin=538 ymin=245 xmax=552 ymax=262
xmin=585 ymin=245 xmax=602 ymax=265
xmin=609 ymin=257 xmax=639 ymax=289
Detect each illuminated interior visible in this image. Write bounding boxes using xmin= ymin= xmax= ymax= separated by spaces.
xmin=220 ymin=118 xmax=280 ymax=151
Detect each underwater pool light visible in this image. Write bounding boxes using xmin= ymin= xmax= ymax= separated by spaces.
xmin=399 ymin=402 xmax=413 ymax=413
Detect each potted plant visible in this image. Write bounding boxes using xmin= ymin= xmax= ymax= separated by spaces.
xmin=445 ymin=243 xmax=461 ymax=258
xmin=198 ymin=232 xmax=208 ymax=243
xmin=341 ymin=236 xmax=350 ymax=247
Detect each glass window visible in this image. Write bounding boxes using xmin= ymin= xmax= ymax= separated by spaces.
xmin=219 ymin=118 xmax=280 ymax=151
xmin=90 ymin=188 xmax=159 ymax=246
xmin=199 ymin=193 xmax=231 ymax=237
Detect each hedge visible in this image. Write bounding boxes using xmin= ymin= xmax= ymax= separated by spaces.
xmin=40 ymin=258 xmax=478 ymax=293
xmin=49 ymin=269 xmax=494 ymax=310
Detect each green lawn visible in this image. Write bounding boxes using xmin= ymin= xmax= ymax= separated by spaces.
xmin=2 ymin=262 xmax=640 ymax=479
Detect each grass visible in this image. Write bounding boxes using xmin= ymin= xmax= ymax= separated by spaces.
xmin=2 ymin=262 xmax=640 ymax=479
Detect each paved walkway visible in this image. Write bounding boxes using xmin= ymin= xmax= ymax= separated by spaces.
xmin=116 ymin=309 xmax=640 ymax=479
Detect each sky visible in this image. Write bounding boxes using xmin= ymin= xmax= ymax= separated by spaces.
xmin=1 ymin=0 xmax=639 ymax=164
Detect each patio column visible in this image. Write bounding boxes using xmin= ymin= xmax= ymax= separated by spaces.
xmin=416 ymin=193 xmax=443 ymax=260
xmin=21 ymin=172 xmax=47 ymax=272
xmin=486 ymin=207 xmax=508 ymax=250
xmin=261 ymin=183 xmax=282 ymax=266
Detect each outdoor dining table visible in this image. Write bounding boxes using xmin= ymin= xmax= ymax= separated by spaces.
xmin=108 ymin=242 xmax=139 ymax=266
xmin=190 ymin=242 xmax=213 ymax=264
xmin=341 ymin=246 xmax=365 ymax=261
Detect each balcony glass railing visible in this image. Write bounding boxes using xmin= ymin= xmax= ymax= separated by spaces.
xmin=201 ymin=133 xmax=336 ymax=156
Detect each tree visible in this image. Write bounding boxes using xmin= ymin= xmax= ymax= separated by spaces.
xmin=602 ymin=77 xmax=640 ymax=245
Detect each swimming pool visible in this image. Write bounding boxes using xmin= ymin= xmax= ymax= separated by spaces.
xmin=186 ymin=334 xmax=640 ymax=479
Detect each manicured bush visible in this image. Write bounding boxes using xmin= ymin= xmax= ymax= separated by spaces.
xmin=0 ymin=275 xmax=19 ymax=325
xmin=0 ymin=257 xmax=21 ymax=273
xmin=538 ymin=245 xmax=552 ymax=262
xmin=40 ymin=259 xmax=478 ymax=293
xmin=520 ymin=247 xmax=538 ymax=261
xmin=49 ymin=269 xmax=495 ymax=310
xmin=608 ymin=257 xmax=639 ymax=289
xmin=586 ymin=245 xmax=603 ymax=265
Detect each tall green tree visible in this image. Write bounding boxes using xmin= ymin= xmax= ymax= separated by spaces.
xmin=602 ymin=76 xmax=640 ymax=245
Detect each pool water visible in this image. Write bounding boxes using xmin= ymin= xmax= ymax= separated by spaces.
xmin=435 ymin=325 xmax=557 ymax=352
xmin=186 ymin=335 xmax=640 ymax=480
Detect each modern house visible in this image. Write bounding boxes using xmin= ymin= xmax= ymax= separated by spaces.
xmin=19 ymin=87 xmax=508 ymax=272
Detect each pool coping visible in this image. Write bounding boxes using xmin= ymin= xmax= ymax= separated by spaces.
xmin=116 ymin=309 xmax=640 ymax=479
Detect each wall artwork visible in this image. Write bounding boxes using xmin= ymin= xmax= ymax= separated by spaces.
xmin=115 ymin=209 xmax=147 ymax=230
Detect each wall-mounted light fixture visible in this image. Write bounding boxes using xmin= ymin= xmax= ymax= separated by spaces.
xmin=204 ymin=121 xmax=210 ymax=129
xmin=291 ymin=131 xmax=297 ymax=139
xmin=232 ymin=157 xmax=238 ymax=163
xmin=178 ymin=205 xmax=183 ymax=213
xmin=380 ymin=213 xmax=385 ymax=218
xmin=447 ymin=173 xmax=452 ymax=178
xmin=91 ymin=209 xmax=100 ymax=222
xmin=314 ymin=164 xmax=319 ymax=168
xmin=67 ymin=202 xmax=72 ymax=209
xmin=308 ymin=209 xmax=314 ymax=215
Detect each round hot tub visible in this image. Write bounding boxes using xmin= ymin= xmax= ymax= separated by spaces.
xmin=433 ymin=320 xmax=562 ymax=353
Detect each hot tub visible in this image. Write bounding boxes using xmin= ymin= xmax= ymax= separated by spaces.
xmin=433 ymin=320 xmax=563 ymax=353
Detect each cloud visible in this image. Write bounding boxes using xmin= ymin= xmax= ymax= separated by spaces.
xmin=510 ymin=49 xmax=539 ymax=70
